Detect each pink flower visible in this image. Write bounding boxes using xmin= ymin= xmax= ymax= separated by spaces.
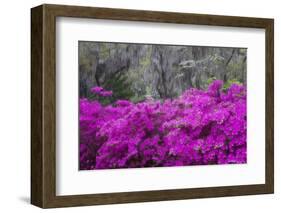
xmin=116 ymin=100 xmax=131 ymax=107
xmin=90 ymin=86 xmax=104 ymax=94
xmin=100 ymin=90 xmax=113 ymax=97
xmin=90 ymin=86 xmax=113 ymax=97
xmin=80 ymin=81 xmax=247 ymax=170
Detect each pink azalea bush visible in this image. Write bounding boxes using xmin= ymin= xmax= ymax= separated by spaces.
xmin=91 ymin=86 xmax=113 ymax=97
xmin=79 ymin=80 xmax=247 ymax=170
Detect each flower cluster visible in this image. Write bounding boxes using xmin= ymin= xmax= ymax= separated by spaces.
xmin=91 ymin=86 xmax=113 ymax=97
xmin=79 ymin=80 xmax=247 ymax=170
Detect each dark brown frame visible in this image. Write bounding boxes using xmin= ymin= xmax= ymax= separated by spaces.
xmin=31 ymin=4 xmax=274 ymax=208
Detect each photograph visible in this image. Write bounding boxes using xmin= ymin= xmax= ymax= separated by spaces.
xmin=79 ymin=41 xmax=247 ymax=170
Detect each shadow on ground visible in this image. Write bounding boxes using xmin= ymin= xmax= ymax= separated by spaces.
xmin=18 ymin=196 xmax=30 ymax=204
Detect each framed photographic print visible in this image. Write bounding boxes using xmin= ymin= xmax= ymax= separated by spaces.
xmin=31 ymin=4 xmax=274 ymax=208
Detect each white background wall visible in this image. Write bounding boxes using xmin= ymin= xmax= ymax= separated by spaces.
xmin=0 ymin=0 xmax=279 ymax=211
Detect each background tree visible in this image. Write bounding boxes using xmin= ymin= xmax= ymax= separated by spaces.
xmin=79 ymin=41 xmax=247 ymax=102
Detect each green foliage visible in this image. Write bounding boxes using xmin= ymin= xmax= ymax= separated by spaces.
xmin=88 ymin=94 xmax=112 ymax=105
xmin=139 ymin=46 xmax=152 ymax=67
xmin=206 ymin=77 xmax=242 ymax=92
xmin=104 ymin=73 xmax=134 ymax=103
xmin=206 ymin=76 xmax=217 ymax=85
xmin=130 ymin=95 xmax=145 ymax=103
xmin=99 ymin=43 xmax=110 ymax=60
xmin=223 ymin=79 xmax=241 ymax=90
xmin=227 ymin=61 xmax=244 ymax=72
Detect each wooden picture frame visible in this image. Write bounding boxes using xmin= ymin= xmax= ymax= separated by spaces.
xmin=31 ymin=4 xmax=274 ymax=208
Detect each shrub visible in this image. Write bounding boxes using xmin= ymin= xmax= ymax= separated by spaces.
xmin=79 ymin=80 xmax=246 ymax=170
